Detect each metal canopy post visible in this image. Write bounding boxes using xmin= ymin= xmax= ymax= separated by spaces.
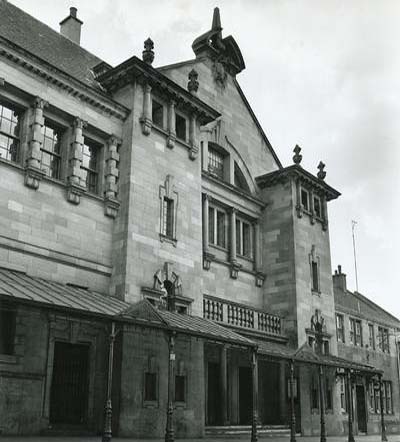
xmin=102 ymin=321 xmax=116 ymax=442
xmin=165 ymin=332 xmax=176 ymax=442
xmin=379 ymin=374 xmax=388 ymax=442
xmin=318 ymin=365 xmax=326 ymax=442
xmin=289 ymin=360 xmax=296 ymax=442
xmin=250 ymin=347 xmax=258 ymax=442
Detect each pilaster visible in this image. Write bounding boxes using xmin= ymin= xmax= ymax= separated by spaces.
xmin=67 ymin=117 xmax=87 ymax=204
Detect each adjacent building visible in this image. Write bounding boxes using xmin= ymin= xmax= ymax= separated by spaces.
xmin=0 ymin=1 xmax=399 ymax=438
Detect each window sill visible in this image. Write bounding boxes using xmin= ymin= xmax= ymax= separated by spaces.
xmin=174 ymin=401 xmax=187 ymax=409
xmin=143 ymin=400 xmax=159 ymax=409
xmin=311 ymin=289 xmax=321 ymax=296
xmin=209 ymin=243 xmax=228 ymax=253
xmin=0 ymin=156 xmax=24 ymax=171
xmin=160 ymin=234 xmax=177 ymax=247
xmin=237 ymin=253 xmax=254 ymax=263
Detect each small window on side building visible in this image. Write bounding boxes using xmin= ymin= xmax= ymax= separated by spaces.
xmin=0 ymin=302 xmax=16 ymax=355
xmin=311 ymin=261 xmax=319 ymax=292
xmin=152 ymin=100 xmax=164 ymax=128
xmin=313 ymin=196 xmax=322 ymax=218
xmin=40 ymin=120 xmax=63 ymax=179
xmin=336 ymin=314 xmax=345 ymax=343
xmin=175 ymin=375 xmax=186 ymax=402
xmin=301 ymin=188 xmax=309 ymax=211
xmin=82 ymin=139 xmax=100 ymax=194
xmin=0 ymin=101 xmax=21 ymax=163
xmin=208 ymin=147 xmax=224 ymax=180
xmin=144 ymin=372 xmax=157 ymax=401
xmin=175 ymin=114 xmax=186 ymax=141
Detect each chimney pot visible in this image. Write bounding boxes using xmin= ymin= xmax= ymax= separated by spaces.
xmin=70 ymin=7 xmax=77 ymax=18
xmin=338 ymin=265 xmax=342 ymax=274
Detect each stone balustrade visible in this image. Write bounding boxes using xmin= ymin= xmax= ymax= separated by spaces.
xmin=203 ymin=295 xmax=282 ymax=336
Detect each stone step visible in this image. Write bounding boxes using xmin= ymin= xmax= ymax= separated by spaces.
xmin=205 ymin=425 xmax=291 ymax=437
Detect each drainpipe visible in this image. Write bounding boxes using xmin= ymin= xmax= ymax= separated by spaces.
xmin=102 ymin=322 xmax=117 ymax=442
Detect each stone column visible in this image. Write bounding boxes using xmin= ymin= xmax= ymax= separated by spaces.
xmin=165 ymin=333 xmax=175 ymax=442
xmin=295 ymin=178 xmax=303 ymax=218
xmin=379 ymin=375 xmax=388 ymax=442
xmin=310 ymin=189 xmax=315 ymax=224
xmin=321 ymin=197 xmax=328 ymax=231
xmin=189 ymin=113 xmax=198 ymax=160
xmin=104 ymin=135 xmax=121 ymax=218
xmin=251 ymin=348 xmax=258 ymax=442
xmin=202 ymin=194 xmax=214 ymax=270
xmin=166 ymin=100 xmax=176 ymax=149
xmin=25 ymin=96 xmax=47 ymax=189
xmin=140 ymin=82 xmax=152 ymax=135
xmin=200 ymin=133 xmax=209 ymax=173
xmin=346 ymin=370 xmax=355 ymax=442
xmin=253 ymin=222 xmax=265 ymax=287
xmin=67 ymin=117 xmax=87 ymax=204
xmin=102 ymin=322 xmax=116 ymax=442
xmin=289 ymin=361 xmax=296 ymax=442
xmin=229 ymin=208 xmax=240 ymax=278
xmin=318 ymin=365 xmax=326 ymax=442
xmin=220 ymin=345 xmax=228 ymax=425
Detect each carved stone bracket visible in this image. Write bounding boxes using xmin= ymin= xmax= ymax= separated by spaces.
xmin=24 ymin=165 xmax=45 ymax=190
xmin=104 ymin=197 xmax=120 ymax=219
xmin=230 ymin=261 xmax=241 ymax=279
xmin=67 ymin=182 xmax=86 ymax=205
xmin=203 ymin=251 xmax=215 ymax=271
xmin=255 ymin=272 xmax=266 ymax=288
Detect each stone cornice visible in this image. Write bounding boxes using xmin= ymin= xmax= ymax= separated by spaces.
xmin=0 ymin=36 xmax=129 ymax=121
xmin=97 ymin=55 xmax=220 ymax=124
xmin=256 ymin=164 xmax=341 ymax=201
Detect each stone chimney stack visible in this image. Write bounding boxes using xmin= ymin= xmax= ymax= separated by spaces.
xmin=333 ymin=265 xmax=347 ymax=292
xmin=60 ymin=7 xmax=83 ymax=45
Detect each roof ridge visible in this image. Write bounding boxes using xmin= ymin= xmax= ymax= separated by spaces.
xmin=349 ymin=289 xmax=400 ymax=324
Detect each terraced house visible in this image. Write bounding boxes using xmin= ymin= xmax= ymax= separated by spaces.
xmin=0 ymin=1 xmax=399 ymax=440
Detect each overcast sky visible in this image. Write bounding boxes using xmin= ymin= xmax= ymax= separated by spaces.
xmin=12 ymin=0 xmax=400 ymax=319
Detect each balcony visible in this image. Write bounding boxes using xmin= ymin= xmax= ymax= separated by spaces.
xmin=203 ymin=295 xmax=282 ymax=336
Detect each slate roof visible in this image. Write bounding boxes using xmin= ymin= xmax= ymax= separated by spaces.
xmin=334 ymin=287 xmax=400 ymax=329
xmin=0 ymin=268 xmax=129 ymax=317
xmin=120 ymin=299 xmax=255 ymax=346
xmin=0 ymin=0 xmax=103 ymax=88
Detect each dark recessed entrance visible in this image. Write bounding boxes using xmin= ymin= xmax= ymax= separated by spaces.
xmin=50 ymin=341 xmax=90 ymax=425
xmin=356 ymin=385 xmax=367 ymax=433
xmin=207 ymin=362 xmax=221 ymax=425
xmin=239 ymin=366 xmax=252 ymax=425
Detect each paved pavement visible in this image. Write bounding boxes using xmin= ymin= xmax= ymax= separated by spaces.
xmin=1 ymin=436 xmax=400 ymax=442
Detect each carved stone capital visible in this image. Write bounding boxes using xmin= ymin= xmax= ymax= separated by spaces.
xmin=73 ymin=117 xmax=87 ymax=130
xmin=108 ymin=134 xmax=122 ymax=148
xmin=189 ymin=144 xmax=198 ymax=161
xmin=24 ymin=165 xmax=45 ymax=190
xmin=167 ymin=131 xmax=176 ymax=149
xmin=33 ymin=96 xmax=48 ymax=110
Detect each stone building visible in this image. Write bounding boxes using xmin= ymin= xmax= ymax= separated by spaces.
xmin=0 ymin=1 xmax=399 ymax=439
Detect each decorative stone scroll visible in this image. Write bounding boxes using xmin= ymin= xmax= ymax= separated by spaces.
xmin=104 ymin=135 xmax=121 ymax=218
xmin=66 ymin=117 xmax=87 ymax=204
xmin=24 ymin=97 xmax=47 ymax=190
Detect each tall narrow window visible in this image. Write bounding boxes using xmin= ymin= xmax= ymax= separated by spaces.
xmin=82 ymin=139 xmax=99 ymax=193
xmin=40 ymin=121 xmax=63 ymax=179
xmin=378 ymin=327 xmax=389 ymax=353
xmin=208 ymin=206 xmax=226 ymax=248
xmin=313 ymin=196 xmax=322 ymax=218
xmin=301 ymin=188 xmax=309 ymax=211
xmin=349 ymin=318 xmax=362 ymax=346
xmin=0 ymin=102 xmax=21 ymax=163
xmin=236 ymin=218 xmax=252 ymax=258
xmin=162 ymin=197 xmax=174 ymax=238
xmin=175 ymin=375 xmax=186 ymax=402
xmin=368 ymin=324 xmax=375 ymax=349
xmin=208 ymin=147 xmax=224 ymax=180
xmin=311 ymin=376 xmax=319 ymax=409
xmin=340 ymin=377 xmax=347 ymax=412
xmin=384 ymin=381 xmax=392 ymax=414
xmin=325 ymin=377 xmax=333 ymax=410
xmin=311 ymin=261 xmax=319 ymax=292
xmin=175 ymin=114 xmax=186 ymax=141
xmin=152 ymin=100 xmax=164 ymax=128
xmin=0 ymin=302 xmax=16 ymax=355
xmin=144 ymin=372 xmax=157 ymax=401
xmin=336 ymin=314 xmax=345 ymax=343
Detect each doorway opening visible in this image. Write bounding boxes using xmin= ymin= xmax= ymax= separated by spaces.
xmin=50 ymin=341 xmax=90 ymax=425
xmin=238 ymin=366 xmax=252 ymax=425
xmin=356 ymin=385 xmax=367 ymax=433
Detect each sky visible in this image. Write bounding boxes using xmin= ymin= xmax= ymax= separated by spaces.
xmin=11 ymin=0 xmax=400 ymax=319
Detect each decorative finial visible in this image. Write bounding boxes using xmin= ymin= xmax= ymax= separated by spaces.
xmin=188 ymin=69 xmax=199 ymax=94
xmin=317 ymin=161 xmax=326 ymax=180
xmin=142 ymin=38 xmax=154 ymax=65
xmin=212 ymin=7 xmax=222 ymax=31
xmin=293 ymin=145 xmax=302 ymax=165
